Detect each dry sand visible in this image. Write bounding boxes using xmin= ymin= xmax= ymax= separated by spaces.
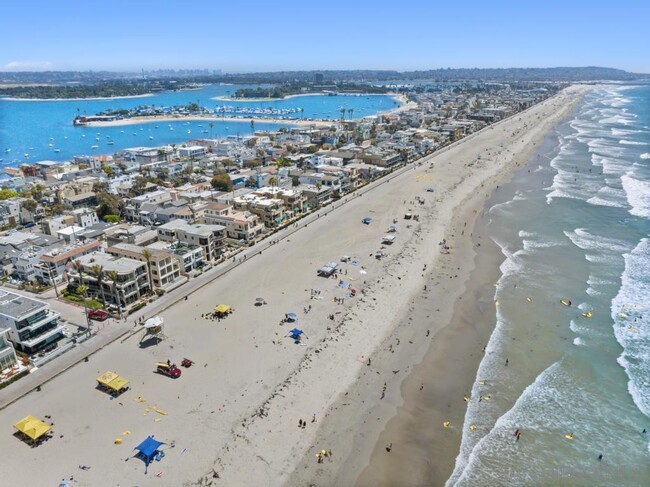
xmin=0 ymin=86 xmax=590 ymax=487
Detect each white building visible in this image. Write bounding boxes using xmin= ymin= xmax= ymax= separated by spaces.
xmin=0 ymin=327 xmax=18 ymax=373
xmin=0 ymin=290 xmax=64 ymax=355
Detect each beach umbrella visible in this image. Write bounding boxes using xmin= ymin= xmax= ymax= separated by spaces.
xmin=289 ymin=328 xmax=303 ymax=336
xmin=287 ymin=312 xmax=298 ymax=321
xmin=255 ymin=297 xmax=265 ymax=303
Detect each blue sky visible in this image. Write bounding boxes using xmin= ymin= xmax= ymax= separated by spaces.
xmin=2 ymin=0 xmax=648 ymax=73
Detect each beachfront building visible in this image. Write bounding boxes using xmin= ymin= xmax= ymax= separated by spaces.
xmin=202 ymin=202 xmax=264 ymax=243
xmin=36 ymin=239 xmax=104 ymax=286
xmin=157 ymin=220 xmax=226 ymax=262
xmin=233 ymin=187 xmax=307 ymax=227
xmin=107 ymin=243 xmax=182 ymax=290
xmin=147 ymin=241 xmax=205 ymax=273
xmin=66 ymin=252 xmax=151 ymax=313
xmin=0 ymin=328 xmax=18 ymax=373
xmin=0 ymin=290 xmax=64 ymax=355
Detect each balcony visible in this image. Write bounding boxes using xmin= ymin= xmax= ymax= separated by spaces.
xmin=19 ymin=323 xmax=66 ymax=350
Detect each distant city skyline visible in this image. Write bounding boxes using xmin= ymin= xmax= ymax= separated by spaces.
xmin=2 ymin=0 xmax=648 ymax=74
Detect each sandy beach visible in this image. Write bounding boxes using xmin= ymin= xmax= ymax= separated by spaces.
xmin=0 ymin=85 xmax=590 ymax=487
xmin=80 ymin=114 xmax=333 ymax=128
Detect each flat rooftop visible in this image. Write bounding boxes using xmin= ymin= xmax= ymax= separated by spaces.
xmin=0 ymin=290 xmax=47 ymax=320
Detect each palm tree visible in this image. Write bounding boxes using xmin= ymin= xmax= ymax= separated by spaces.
xmin=339 ymin=108 xmax=346 ymax=121
xmin=300 ymin=107 xmax=305 ymax=120
xmin=107 ymin=270 xmax=122 ymax=319
xmin=142 ymin=248 xmax=154 ymax=295
xmin=347 ymin=108 xmax=354 ymax=120
xmin=77 ymin=284 xmax=91 ymax=336
xmin=250 ymin=119 xmax=255 ymax=135
xmin=90 ymin=264 xmax=106 ymax=306
xmin=268 ymin=176 xmax=278 ymax=188
xmin=73 ymin=259 xmax=85 ymax=286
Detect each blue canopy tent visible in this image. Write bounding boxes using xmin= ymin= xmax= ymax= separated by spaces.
xmin=132 ymin=436 xmax=165 ymax=471
xmin=289 ymin=328 xmax=304 ymax=341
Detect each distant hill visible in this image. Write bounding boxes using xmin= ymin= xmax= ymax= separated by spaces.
xmin=0 ymin=66 xmax=646 ymax=87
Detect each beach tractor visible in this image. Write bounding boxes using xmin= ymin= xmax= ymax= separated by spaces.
xmin=156 ymin=362 xmax=181 ymax=378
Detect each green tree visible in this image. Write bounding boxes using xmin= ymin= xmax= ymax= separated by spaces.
xmin=92 ymin=181 xmax=109 ymax=193
xmin=96 ymin=192 xmax=124 ymax=220
xmin=211 ymin=174 xmax=233 ymax=192
xmin=90 ymin=264 xmax=107 ymax=306
xmin=250 ymin=119 xmax=255 ymax=135
xmin=268 ymin=176 xmax=278 ymax=188
xmin=141 ymin=248 xmax=154 ymax=296
xmin=106 ymin=270 xmax=122 ymax=319
xmin=104 ymin=214 xmax=120 ymax=224
xmin=21 ymin=198 xmax=38 ymax=214
xmin=0 ymin=188 xmax=19 ymax=200
xmin=77 ymin=284 xmax=91 ymax=336
xmin=102 ymin=165 xmax=114 ymax=178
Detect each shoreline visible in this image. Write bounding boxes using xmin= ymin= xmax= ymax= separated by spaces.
xmin=284 ymin=86 xmax=591 ymax=487
xmin=78 ymin=114 xmax=332 ymax=128
xmin=1 ymin=93 xmax=155 ymax=102
xmin=0 ymin=87 xmax=591 ymax=487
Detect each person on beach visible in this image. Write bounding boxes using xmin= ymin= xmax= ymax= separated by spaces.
xmin=385 ymin=443 xmax=392 ymax=452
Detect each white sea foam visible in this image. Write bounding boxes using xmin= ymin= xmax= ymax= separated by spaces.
xmin=586 ymin=185 xmax=628 ymax=209
xmin=573 ymin=337 xmax=586 ymax=346
xmin=564 ymin=228 xmax=630 ymax=255
xmin=611 ymin=238 xmax=650 ymax=417
xmin=640 ymin=153 xmax=650 ymax=159
xmin=621 ymin=172 xmax=650 ymax=218
xmin=619 ymin=140 xmax=647 ymax=146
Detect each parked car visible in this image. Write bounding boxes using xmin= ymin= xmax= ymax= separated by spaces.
xmin=87 ymin=309 xmax=109 ymax=321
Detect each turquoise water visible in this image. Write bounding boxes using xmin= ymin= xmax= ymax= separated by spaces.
xmin=448 ymin=84 xmax=650 ymax=486
xmin=0 ymin=84 xmax=399 ymax=164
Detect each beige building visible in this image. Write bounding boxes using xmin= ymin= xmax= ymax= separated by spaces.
xmin=157 ymin=220 xmax=226 ymax=261
xmin=67 ymin=252 xmax=151 ymax=314
xmin=107 ymin=243 xmax=181 ymax=290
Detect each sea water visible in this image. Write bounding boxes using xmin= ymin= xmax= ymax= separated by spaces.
xmin=0 ymin=84 xmax=399 ymax=165
xmin=447 ymin=84 xmax=650 ymax=486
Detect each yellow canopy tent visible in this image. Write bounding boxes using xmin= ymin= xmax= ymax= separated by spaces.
xmin=13 ymin=415 xmax=50 ymax=441
xmin=214 ymin=304 xmax=231 ymax=314
xmin=97 ymin=371 xmax=130 ymax=393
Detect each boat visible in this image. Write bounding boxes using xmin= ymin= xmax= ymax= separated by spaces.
xmin=107 ymin=141 xmax=114 ymax=145
xmin=91 ymin=145 xmax=99 ymax=149
xmin=149 ymin=136 xmax=154 ymax=140
xmin=53 ymin=148 xmax=61 ymax=153
xmin=23 ymin=153 xmax=29 ymax=158
xmin=3 ymin=149 xmax=10 ymax=153
xmin=64 ymin=136 xmax=68 ymax=139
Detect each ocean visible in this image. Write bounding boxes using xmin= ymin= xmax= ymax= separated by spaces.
xmin=0 ymin=84 xmax=398 ymax=165
xmin=447 ymin=84 xmax=650 ymax=486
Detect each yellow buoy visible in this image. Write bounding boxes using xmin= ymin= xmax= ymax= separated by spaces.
xmin=582 ymin=311 xmax=593 ymax=318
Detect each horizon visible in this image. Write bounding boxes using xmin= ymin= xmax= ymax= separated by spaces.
xmin=2 ymin=0 xmax=648 ymax=74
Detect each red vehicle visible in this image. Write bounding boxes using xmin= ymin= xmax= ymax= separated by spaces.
xmin=88 ymin=309 xmax=109 ymax=321
xmin=156 ymin=362 xmax=181 ymax=378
